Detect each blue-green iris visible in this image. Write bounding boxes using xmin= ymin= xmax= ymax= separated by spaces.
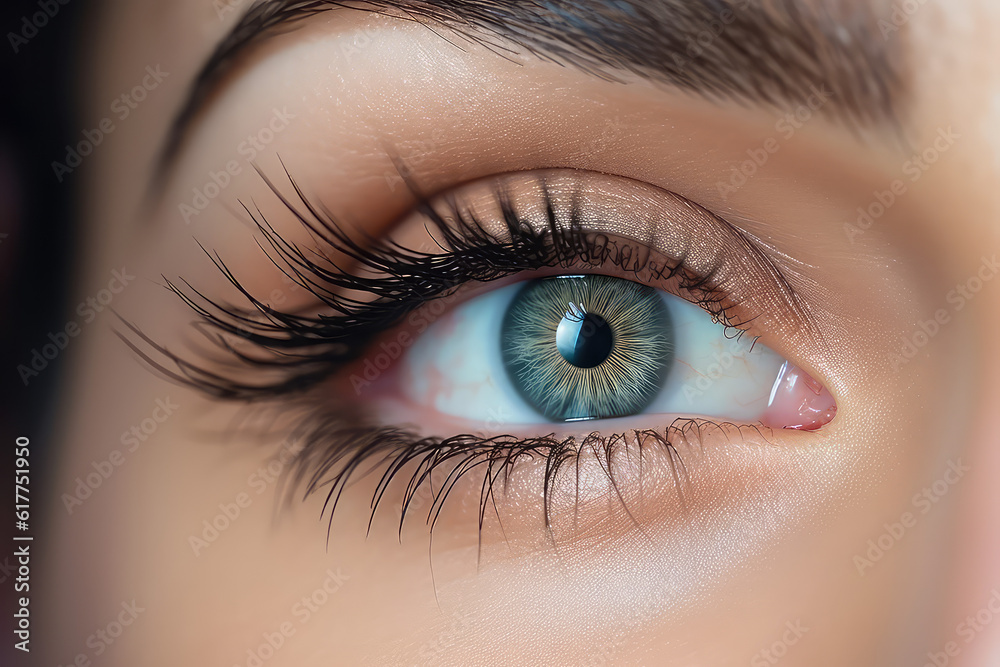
xmin=500 ymin=275 xmax=674 ymax=421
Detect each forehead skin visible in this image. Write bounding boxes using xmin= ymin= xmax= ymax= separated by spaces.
xmin=54 ymin=0 xmax=1000 ymax=664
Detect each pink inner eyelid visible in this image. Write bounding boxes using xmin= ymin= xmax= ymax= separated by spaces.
xmin=762 ymin=361 xmax=837 ymax=431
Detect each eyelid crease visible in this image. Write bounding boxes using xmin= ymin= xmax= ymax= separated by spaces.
xmin=153 ymin=0 xmax=908 ymax=201
xmin=401 ymin=168 xmax=823 ymax=351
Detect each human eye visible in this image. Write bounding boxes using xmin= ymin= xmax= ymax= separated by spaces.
xmin=129 ymin=166 xmax=837 ymax=536
xmin=359 ymin=174 xmax=835 ymax=433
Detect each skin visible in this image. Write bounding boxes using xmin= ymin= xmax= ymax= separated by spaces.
xmin=39 ymin=1 xmax=1000 ymax=665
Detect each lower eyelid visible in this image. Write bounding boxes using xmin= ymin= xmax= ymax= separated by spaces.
xmin=303 ymin=411 xmax=822 ymax=556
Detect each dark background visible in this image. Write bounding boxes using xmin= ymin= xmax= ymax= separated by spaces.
xmin=2 ymin=0 xmax=87 ymax=663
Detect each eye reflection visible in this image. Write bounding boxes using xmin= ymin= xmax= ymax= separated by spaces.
xmin=502 ymin=275 xmax=674 ymax=421
xmin=396 ymin=274 xmax=800 ymax=427
xmin=555 ymin=306 xmax=613 ymax=369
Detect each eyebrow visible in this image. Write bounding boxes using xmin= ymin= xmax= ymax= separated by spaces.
xmin=153 ymin=0 xmax=907 ymax=192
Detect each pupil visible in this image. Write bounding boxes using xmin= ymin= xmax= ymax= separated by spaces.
xmin=556 ymin=310 xmax=613 ymax=368
xmin=500 ymin=274 xmax=674 ymax=422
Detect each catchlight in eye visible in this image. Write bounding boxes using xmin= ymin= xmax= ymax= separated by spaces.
xmin=501 ymin=275 xmax=673 ymax=421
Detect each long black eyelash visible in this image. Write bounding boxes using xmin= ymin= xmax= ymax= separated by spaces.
xmin=122 ymin=169 xmax=744 ymax=402
xmin=121 ymin=168 xmax=761 ymax=536
xmin=278 ymin=402 xmax=766 ymax=542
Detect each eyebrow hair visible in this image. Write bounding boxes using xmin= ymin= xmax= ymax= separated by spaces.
xmin=153 ymin=0 xmax=907 ymax=192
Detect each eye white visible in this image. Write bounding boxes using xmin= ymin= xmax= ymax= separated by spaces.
xmin=398 ymin=281 xmax=784 ymax=425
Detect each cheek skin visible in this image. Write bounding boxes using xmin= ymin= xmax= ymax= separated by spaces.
xmin=356 ymin=416 xmax=871 ymax=665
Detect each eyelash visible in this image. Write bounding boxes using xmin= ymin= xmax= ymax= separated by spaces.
xmin=121 ymin=168 xmax=771 ymax=535
xmin=283 ymin=410 xmax=766 ymax=539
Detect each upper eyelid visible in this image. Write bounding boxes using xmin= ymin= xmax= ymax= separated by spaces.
xmin=126 ymin=167 xmax=821 ymax=405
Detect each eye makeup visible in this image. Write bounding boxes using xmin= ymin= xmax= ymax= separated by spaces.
xmin=121 ymin=166 xmax=836 ymax=535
